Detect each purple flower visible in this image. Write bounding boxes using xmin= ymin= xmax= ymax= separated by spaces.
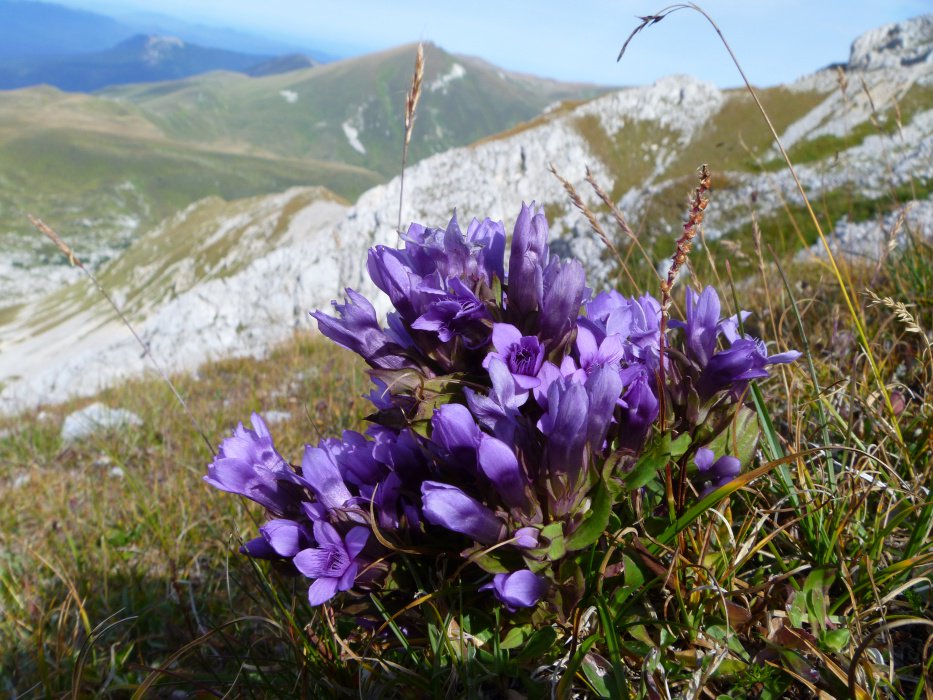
xmin=477 ymin=434 xmax=530 ymax=511
xmin=583 ymin=366 xmax=623 ymax=453
xmin=311 ymin=289 xmax=412 ymax=370
xmin=512 ymin=527 xmax=539 ymax=549
xmin=294 ymin=521 xmax=370 ymax=606
xmin=616 ymin=365 xmax=659 ymax=451
xmin=694 ymin=447 xmax=741 ymax=496
xmin=466 ymin=216 xmax=506 ymax=283
xmin=431 ymin=403 xmax=482 ymax=467
xmin=698 ymin=338 xmax=801 ymax=399
xmin=539 ymin=257 xmax=586 ymax=349
xmin=367 ymin=245 xmax=424 ymax=323
xmin=679 ymin=286 xmax=722 ymax=367
xmin=533 ymin=356 xmax=578 ymax=409
xmin=325 ymin=431 xmax=386 ymax=488
xmin=484 ymin=323 xmax=545 ymax=396
xmin=507 ymin=202 xmax=549 ymax=317
xmin=537 ymin=377 xmax=589 ymax=514
xmin=204 ymin=413 xmax=303 ymax=517
xmin=575 ymin=325 xmax=625 ymax=377
xmin=301 ymin=444 xmax=353 ymax=513
xmin=411 ymin=277 xmax=491 ymax=346
xmin=465 ymin=356 xmax=526 ymax=443
xmin=421 ymin=481 xmax=504 ymax=544
xmin=481 ymin=569 xmax=547 ymax=610
xmin=242 ymin=518 xmax=314 ymax=559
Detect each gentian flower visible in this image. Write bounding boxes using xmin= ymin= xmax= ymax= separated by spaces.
xmin=311 ymin=289 xmax=413 ymax=370
xmin=484 ymin=323 xmax=545 ymax=398
xmin=693 ymin=447 xmax=742 ymax=496
xmin=411 ymin=277 xmax=491 ymax=346
xmin=506 ymin=202 xmax=549 ymax=317
xmin=421 ymin=481 xmax=504 ymax=544
xmin=539 ymin=256 xmax=586 ymax=349
xmin=431 ymin=403 xmax=482 ymax=469
xmin=204 ymin=413 xmax=304 ymax=517
xmin=301 ymin=444 xmax=353 ymax=513
xmin=617 ymin=365 xmax=659 ymax=451
xmin=242 ymin=518 xmax=314 ymax=559
xmin=481 ymin=569 xmax=547 ymax=610
xmin=698 ymin=338 xmax=801 ymax=399
xmin=675 ymin=286 xmax=722 ymax=367
xmin=466 ymin=356 xmax=526 ymax=442
xmin=575 ymin=325 xmax=625 ymax=377
xmin=294 ymin=521 xmax=370 ymax=606
xmin=477 ymin=434 xmax=530 ymax=511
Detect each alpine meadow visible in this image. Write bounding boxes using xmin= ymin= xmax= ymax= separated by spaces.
xmin=1 ymin=3 xmax=932 ymax=698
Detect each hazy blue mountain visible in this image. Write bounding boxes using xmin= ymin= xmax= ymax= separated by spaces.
xmin=113 ymin=9 xmax=336 ymax=62
xmin=0 ymin=0 xmax=133 ymax=59
xmin=246 ymin=54 xmax=317 ymax=78
xmin=0 ymin=34 xmax=272 ymax=91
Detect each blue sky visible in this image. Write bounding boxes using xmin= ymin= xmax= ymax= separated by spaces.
xmin=66 ymin=0 xmax=933 ymax=86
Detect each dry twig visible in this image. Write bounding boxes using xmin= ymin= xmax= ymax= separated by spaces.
xmin=29 ymin=215 xmax=215 ymax=455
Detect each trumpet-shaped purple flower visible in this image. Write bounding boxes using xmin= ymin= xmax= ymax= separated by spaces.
xmin=698 ymin=337 xmax=801 ymax=399
xmin=411 ymin=277 xmax=491 ymax=346
xmin=431 ymin=403 xmax=482 ymax=468
xmin=617 ymin=365 xmax=659 ymax=451
xmin=466 ymin=356 xmax=526 ymax=443
xmin=477 ymin=434 xmax=530 ymax=511
xmin=421 ymin=481 xmax=504 ymax=544
xmin=674 ymin=286 xmax=722 ymax=367
xmin=575 ymin=325 xmax=625 ymax=377
xmin=294 ymin=521 xmax=370 ymax=606
xmin=481 ymin=569 xmax=547 ymax=611
xmin=539 ymin=257 xmax=586 ymax=349
xmin=507 ymin=202 xmax=549 ymax=317
xmin=301 ymin=444 xmax=353 ymax=513
xmin=466 ymin=216 xmax=506 ymax=283
xmin=311 ymin=289 xmax=413 ymax=370
xmin=204 ymin=413 xmax=303 ymax=517
xmin=242 ymin=518 xmax=315 ymax=559
xmin=694 ymin=447 xmax=742 ymax=496
xmin=484 ymin=323 xmax=545 ymax=398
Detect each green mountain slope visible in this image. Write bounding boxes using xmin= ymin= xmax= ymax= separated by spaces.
xmin=102 ymin=42 xmax=604 ymax=177
xmin=0 ymin=42 xmax=601 ymax=266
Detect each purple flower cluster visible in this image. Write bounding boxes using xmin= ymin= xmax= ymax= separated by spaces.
xmin=206 ymin=203 xmax=799 ymax=613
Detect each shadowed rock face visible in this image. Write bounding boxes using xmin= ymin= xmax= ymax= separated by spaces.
xmin=849 ymin=15 xmax=933 ymax=71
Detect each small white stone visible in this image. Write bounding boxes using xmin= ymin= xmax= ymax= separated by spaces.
xmin=60 ymin=403 xmax=143 ymax=443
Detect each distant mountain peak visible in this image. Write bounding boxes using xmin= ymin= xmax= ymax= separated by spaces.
xmin=141 ymin=35 xmax=186 ymax=65
xmin=849 ymin=14 xmax=933 ymax=71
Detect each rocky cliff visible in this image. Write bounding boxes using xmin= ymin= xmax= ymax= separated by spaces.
xmin=2 ymin=16 xmax=931 ymax=412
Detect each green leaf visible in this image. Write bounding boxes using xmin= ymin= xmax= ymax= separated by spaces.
xmin=581 ymin=653 xmax=612 ymax=697
xmin=515 ymin=626 xmax=558 ymax=661
xmin=500 ymin=624 xmax=531 ymax=650
xmin=624 ymin=432 xmax=691 ymax=490
xmin=565 ymin=480 xmax=611 ymax=551
xmin=706 ymin=405 xmax=759 ymax=466
xmin=821 ymin=628 xmax=850 ymax=653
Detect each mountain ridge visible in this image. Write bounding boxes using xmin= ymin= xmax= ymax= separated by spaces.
xmin=0 ymin=15 xmax=931 ymax=412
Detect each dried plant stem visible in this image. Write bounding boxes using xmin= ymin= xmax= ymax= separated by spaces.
xmin=29 ymin=215 xmax=215 ymax=456
xmin=583 ymin=166 xmax=661 ymax=282
xmin=660 ymin=164 xmax=710 ymax=315
xmin=658 ymin=166 xmax=710 ymax=515
xmin=620 ymin=2 xmax=904 ymax=445
xmin=397 ymin=43 xmax=425 ymax=236
xmin=548 ymin=162 xmax=640 ymax=291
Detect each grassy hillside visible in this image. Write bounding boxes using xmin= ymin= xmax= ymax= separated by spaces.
xmin=102 ymin=43 xmax=606 ymax=177
xmin=0 ymin=42 xmax=602 ymax=264
xmin=0 ymin=87 xmax=378 ymax=260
